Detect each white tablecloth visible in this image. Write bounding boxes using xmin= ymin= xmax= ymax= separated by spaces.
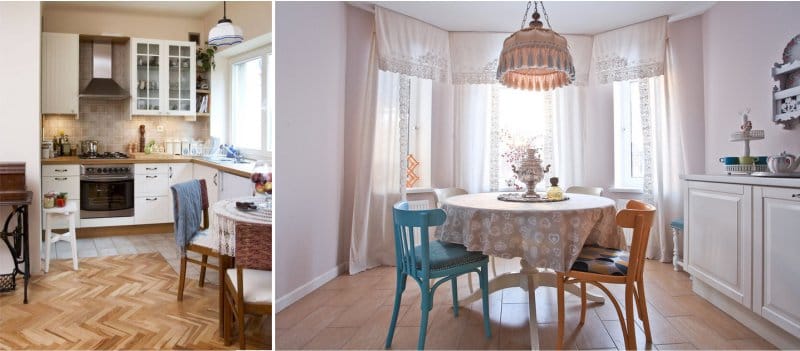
xmin=438 ymin=193 xmax=625 ymax=272
xmin=210 ymin=195 xmax=272 ymax=256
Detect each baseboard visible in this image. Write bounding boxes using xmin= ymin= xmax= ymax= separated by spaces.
xmin=275 ymin=263 xmax=346 ymax=313
xmin=692 ymin=278 xmax=800 ymax=349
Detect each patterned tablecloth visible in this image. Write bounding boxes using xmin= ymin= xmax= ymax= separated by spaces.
xmin=210 ymin=195 xmax=272 ymax=256
xmin=438 ymin=192 xmax=625 ymax=272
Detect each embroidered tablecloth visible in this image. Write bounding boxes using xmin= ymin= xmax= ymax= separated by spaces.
xmin=210 ymin=195 xmax=272 ymax=256
xmin=438 ymin=192 xmax=625 ymax=272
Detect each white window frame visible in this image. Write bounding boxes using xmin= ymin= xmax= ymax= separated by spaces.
xmin=613 ymin=80 xmax=645 ymax=191
xmin=228 ymin=44 xmax=272 ymax=160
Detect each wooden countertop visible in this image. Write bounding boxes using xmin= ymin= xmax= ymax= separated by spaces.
xmin=42 ymin=153 xmax=259 ymax=178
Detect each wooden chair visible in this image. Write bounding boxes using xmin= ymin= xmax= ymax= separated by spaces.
xmin=386 ymin=201 xmax=491 ymax=350
xmin=565 ymin=186 xmax=604 ymax=196
xmin=223 ymin=222 xmax=272 ymax=349
xmin=556 ymin=199 xmax=656 ymax=350
xmin=171 ymin=179 xmax=220 ymax=301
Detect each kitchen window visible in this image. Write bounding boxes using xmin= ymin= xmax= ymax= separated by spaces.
xmin=229 ymin=45 xmax=272 ymax=158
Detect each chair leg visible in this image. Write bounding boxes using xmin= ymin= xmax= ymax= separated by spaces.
xmin=199 ymin=254 xmax=208 ymax=287
xmin=418 ymin=291 xmax=431 ymax=350
xmin=556 ymin=273 xmax=565 ymax=350
xmin=451 ymin=278 xmax=459 ymax=317
xmin=238 ymin=297 xmax=246 ymax=349
xmin=385 ymin=271 xmax=406 ymax=349
xmin=636 ymin=278 xmax=653 ymax=343
xmin=223 ymin=293 xmax=232 ymax=345
xmin=580 ymin=281 xmax=587 ymax=325
xmin=68 ymin=213 xmax=78 ymax=271
xmin=177 ymin=255 xmax=187 ymax=301
xmin=479 ymin=265 xmax=491 ymax=338
xmin=44 ymin=215 xmax=52 ymax=273
xmin=625 ymin=283 xmax=637 ymax=350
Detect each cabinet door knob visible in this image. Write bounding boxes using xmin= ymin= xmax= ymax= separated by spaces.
xmin=793 ymin=194 xmax=800 ymax=198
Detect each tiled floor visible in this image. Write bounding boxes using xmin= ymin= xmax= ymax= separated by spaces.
xmin=45 ymin=233 xmax=220 ymax=284
xmin=276 ymin=257 xmax=776 ymax=350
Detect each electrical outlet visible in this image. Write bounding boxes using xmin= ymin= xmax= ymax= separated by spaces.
xmin=156 ymin=125 xmax=165 ymax=132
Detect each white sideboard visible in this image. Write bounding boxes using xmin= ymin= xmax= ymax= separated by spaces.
xmin=683 ymin=174 xmax=800 ymax=348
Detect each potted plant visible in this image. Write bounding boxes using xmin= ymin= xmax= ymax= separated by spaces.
xmin=196 ymin=46 xmax=217 ymax=73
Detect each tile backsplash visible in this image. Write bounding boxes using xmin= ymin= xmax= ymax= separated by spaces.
xmin=43 ymin=99 xmax=210 ymax=154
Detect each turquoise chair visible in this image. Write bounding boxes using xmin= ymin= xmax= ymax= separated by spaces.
xmin=385 ymin=201 xmax=492 ymax=350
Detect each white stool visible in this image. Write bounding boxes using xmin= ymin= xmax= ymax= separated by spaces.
xmin=43 ymin=201 xmax=78 ymax=272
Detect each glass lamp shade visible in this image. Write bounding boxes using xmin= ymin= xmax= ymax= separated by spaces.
xmin=496 ymin=27 xmax=575 ymax=91
xmin=208 ymin=20 xmax=243 ymax=47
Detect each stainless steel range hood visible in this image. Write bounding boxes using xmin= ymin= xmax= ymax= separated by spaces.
xmin=79 ymin=41 xmax=130 ymax=100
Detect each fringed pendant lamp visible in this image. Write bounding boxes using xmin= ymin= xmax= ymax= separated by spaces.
xmin=208 ymin=1 xmax=243 ymax=47
xmin=497 ymin=1 xmax=575 ymax=91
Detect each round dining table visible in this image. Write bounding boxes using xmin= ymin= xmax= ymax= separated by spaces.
xmin=438 ymin=192 xmax=625 ymax=349
xmin=209 ymin=195 xmax=272 ymax=332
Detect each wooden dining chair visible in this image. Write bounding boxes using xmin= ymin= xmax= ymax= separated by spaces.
xmin=433 ymin=187 xmax=498 ymax=290
xmin=171 ymin=179 xmax=220 ymax=301
xmin=565 ymin=185 xmax=604 ymax=196
xmin=223 ymin=222 xmax=272 ymax=349
xmin=556 ymin=199 xmax=656 ymax=350
xmin=386 ymin=201 xmax=491 ymax=350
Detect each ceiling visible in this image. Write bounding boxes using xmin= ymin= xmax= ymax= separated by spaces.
xmin=43 ymin=1 xmax=220 ymax=19
xmin=371 ymin=1 xmax=715 ymax=35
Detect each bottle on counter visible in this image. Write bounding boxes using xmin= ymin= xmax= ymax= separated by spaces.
xmin=546 ymin=177 xmax=564 ymax=200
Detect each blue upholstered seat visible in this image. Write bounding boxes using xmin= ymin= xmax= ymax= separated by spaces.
xmin=571 ymin=245 xmax=630 ymax=276
xmin=415 ymin=240 xmax=487 ymax=271
xmin=386 ymin=202 xmax=491 ymax=350
xmin=670 ymin=219 xmax=684 ymax=230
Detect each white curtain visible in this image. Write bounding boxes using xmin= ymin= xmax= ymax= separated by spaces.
xmin=453 ymin=84 xmax=493 ymax=193
xmin=349 ymin=7 xmax=450 ymax=274
xmin=592 ymin=16 xmax=668 ymax=84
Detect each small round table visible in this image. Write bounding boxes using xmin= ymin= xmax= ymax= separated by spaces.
xmin=439 ymin=192 xmax=625 ymax=349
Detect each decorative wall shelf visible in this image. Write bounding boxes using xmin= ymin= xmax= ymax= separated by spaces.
xmin=771 ymin=34 xmax=800 ymax=129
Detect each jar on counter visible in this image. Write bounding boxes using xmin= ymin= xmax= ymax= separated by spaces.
xmin=43 ymin=193 xmax=55 ymax=209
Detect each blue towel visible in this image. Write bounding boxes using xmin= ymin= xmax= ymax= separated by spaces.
xmin=171 ymin=180 xmax=202 ymax=254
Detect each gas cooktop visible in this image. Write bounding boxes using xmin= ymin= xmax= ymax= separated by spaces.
xmin=78 ymin=152 xmax=130 ymax=159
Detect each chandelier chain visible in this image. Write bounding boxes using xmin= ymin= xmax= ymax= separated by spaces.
xmin=521 ymin=1 xmax=532 ymax=30
xmin=539 ymin=1 xmax=552 ymax=29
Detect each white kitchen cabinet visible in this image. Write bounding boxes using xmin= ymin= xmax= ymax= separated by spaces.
xmin=219 ymin=172 xmax=253 ymax=200
xmin=193 ymin=164 xmax=219 ymax=206
xmin=685 ymin=181 xmax=752 ymax=308
xmin=130 ymin=38 xmax=196 ymax=116
xmin=133 ymin=163 xmax=170 ymax=224
xmin=753 ymin=186 xmax=800 ymax=337
xmin=167 ymin=163 xmax=194 ymax=222
xmin=41 ymin=32 xmax=79 ymax=116
xmin=42 ymin=165 xmax=81 ymax=229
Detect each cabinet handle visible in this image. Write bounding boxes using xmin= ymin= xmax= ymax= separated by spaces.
xmin=213 ymin=173 xmax=218 ymax=186
xmin=793 ymin=194 xmax=800 ymax=198
xmin=146 ymin=167 xmax=158 ymax=171
xmin=55 ymin=169 xmax=67 ymax=172
xmin=146 ymin=197 xmax=158 ymax=201
xmin=55 ymin=177 xmax=68 ymax=181
xmin=146 ymin=175 xmax=158 ymax=179
xmin=169 ymin=166 xmax=173 ymax=179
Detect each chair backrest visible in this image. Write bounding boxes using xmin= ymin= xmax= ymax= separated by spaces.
xmin=566 ymin=186 xmax=604 ymax=196
xmin=235 ymin=222 xmax=272 ymax=271
xmin=171 ymin=179 xmax=210 ymax=230
xmin=616 ymin=199 xmax=656 ymax=281
xmin=392 ymin=201 xmax=446 ymax=277
xmin=433 ymin=187 xmax=468 ymax=208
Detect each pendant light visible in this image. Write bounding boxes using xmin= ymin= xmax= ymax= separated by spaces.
xmin=208 ymin=1 xmax=243 ymax=47
xmin=496 ymin=1 xmax=574 ymax=91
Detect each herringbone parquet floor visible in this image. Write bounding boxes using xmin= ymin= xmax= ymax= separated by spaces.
xmin=0 ymin=253 xmax=271 ymax=350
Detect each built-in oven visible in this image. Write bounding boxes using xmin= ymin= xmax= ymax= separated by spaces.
xmin=80 ymin=164 xmax=134 ymax=219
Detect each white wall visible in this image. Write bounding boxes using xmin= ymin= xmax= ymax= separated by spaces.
xmin=0 ymin=2 xmax=43 ymax=275
xmin=43 ymin=6 xmax=204 ymax=41
xmin=275 ymin=2 xmax=348 ymax=309
xmin=702 ymin=2 xmax=800 ymax=172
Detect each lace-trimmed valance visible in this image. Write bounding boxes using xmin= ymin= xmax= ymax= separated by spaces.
xmin=375 ymin=7 xmax=451 ymax=82
xmin=449 ymin=32 xmax=593 ymax=86
xmin=592 ymin=16 xmax=667 ymax=84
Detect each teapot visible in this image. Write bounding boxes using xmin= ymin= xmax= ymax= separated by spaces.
xmin=768 ymin=151 xmax=800 ymax=173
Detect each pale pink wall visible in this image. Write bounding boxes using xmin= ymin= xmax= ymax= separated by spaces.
xmin=275 ymin=2 xmax=348 ymax=301
xmin=668 ymin=15 xmax=706 ymax=175
xmin=702 ymin=2 xmax=800 ymax=172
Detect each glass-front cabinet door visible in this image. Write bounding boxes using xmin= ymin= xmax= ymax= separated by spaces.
xmin=134 ymin=41 xmax=161 ymax=113
xmin=167 ymin=43 xmax=195 ymax=114
xmin=130 ymin=38 xmax=195 ymax=116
